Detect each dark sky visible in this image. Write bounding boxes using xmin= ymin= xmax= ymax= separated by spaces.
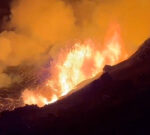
xmin=0 ymin=0 xmax=11 ymax=31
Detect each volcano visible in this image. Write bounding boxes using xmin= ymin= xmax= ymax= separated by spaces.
xmin=0 ymin=39 xmax=150 ymax=135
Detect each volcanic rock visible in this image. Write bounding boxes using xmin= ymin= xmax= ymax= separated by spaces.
xmin=0 ymin=39 xmax=150 ymax=135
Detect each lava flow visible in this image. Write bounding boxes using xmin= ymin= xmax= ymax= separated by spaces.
xmin=22 ymin=26 xmax=128 ymax=107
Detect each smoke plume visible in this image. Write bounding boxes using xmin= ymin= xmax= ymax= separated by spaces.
xmin=0 ymin=0 xmax=149 ymax=109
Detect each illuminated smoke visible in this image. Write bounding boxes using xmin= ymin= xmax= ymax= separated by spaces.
xmin=0 ymin=0 xmax=149 ymax=110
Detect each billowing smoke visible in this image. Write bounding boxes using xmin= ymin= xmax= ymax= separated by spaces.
xmin=0 ymin=0 xmax=150 ymax=110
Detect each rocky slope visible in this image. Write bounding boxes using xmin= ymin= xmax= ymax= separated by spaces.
xmin=0 ymin=39 xmax=150 ymax=135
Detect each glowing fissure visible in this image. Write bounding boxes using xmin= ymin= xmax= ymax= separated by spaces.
xmin=22 ymin=28 xmax=127 ymax=107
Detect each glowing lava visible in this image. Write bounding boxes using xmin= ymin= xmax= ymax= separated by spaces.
xmin=22 ymin=26 xmax=128 ymax=107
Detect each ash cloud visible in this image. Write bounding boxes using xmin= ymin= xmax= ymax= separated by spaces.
xmin=0 ymin=0 xmax=149 ymax=92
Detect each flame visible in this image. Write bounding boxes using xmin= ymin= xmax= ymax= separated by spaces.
xmin=22 ymin=26 xmax=128 ymax=107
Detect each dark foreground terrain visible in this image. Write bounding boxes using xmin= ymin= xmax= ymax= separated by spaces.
xmin=0 ymin=39 xmax=150 ymax=135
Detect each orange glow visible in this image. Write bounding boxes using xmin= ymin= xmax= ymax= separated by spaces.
xmin=22 ymin=26 xmax=128 ymax=107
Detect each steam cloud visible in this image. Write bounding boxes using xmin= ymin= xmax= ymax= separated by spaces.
xmin=0 ymin=0 xmax=150 ymax=89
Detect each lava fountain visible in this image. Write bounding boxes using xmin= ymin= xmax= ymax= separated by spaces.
xmin=22 ymin=25 xmax=128 ymax=107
